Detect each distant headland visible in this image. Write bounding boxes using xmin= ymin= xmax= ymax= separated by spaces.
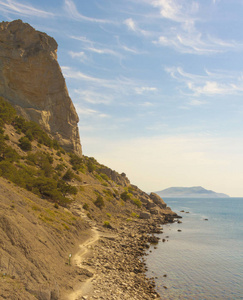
xmin=155 ymin=186 xmax=230 ymax=198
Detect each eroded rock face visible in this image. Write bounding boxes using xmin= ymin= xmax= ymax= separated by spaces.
xmin=0 ymin=20 xmax=82 ymax=155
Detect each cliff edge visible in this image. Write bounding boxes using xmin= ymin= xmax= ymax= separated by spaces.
xmin=0 ymin=20 xmax=82 ymax=155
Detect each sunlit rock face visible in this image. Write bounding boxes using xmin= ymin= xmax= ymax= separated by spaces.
xmin=0 ymin=19 xmax=82 ymax=155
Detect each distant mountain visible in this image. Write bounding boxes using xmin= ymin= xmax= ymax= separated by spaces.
xmin=155 ymin=186 xmax=230 ymax=198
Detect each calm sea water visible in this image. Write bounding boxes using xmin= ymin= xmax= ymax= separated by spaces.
xmin=146 ymin=198 xmax=243 ymax=299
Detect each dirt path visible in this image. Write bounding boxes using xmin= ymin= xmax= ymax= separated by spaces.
xmin=68 ymin=226 xmax=100 ymax=300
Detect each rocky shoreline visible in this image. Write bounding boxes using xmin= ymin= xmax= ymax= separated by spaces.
xmin=70 ymin=213 xmax=178 ymax=300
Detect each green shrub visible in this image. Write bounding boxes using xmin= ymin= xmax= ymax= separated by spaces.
xmin=94 ymin=195 xmax=105 ymax=209
xmin=13 ymin=115 xmax=61 ymax=149
xmin=132 ymin=198 xmax=142 ymax=208
xmin=56 ymin=151 xmax=61 ymax=157
xmin=131 ymin=212 xmax=139 ymax=218
xmin=103 ymin=189 xmax=113 ymax=197
xmin=100 ymin=173 xmax=109 ymax=181
xmin=70 ymin=153 xmax=83 ymax=170
xmin=54 ymin=203 xmax=59 ymax=209
xmin=2 ymin=146 xmax=19 ymax=162
xmin=56 ymin=163 xmax=65 ymax=171
xmin=120 ymin=191 xmax=131 ymax=201
xmin=0 ymin=97 xmax=16 ymax=125
xmin=26 ymin=152 xmax=53 ymax=177
xmin=87 ymin=161 xmax=95 ymax=173
xmin=62 ymin=169 xmax=74 ymax=181
xmin=18 ymin=137 xmax=32 ymax=151
xmin=83 ymin=203 xmax=89 ymax=210
xmin=0 ymin=161 xmax=16 ymax=180
xmin=94 ymin=174 xmax=103 ymax=182
xmin=57 ymin=180 xmax=78 ymax=196
xmin=103 ymin=221 xmax=112 ymax=228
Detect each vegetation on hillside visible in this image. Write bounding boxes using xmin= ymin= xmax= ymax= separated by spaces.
xmin=0 ymin=97 xmax=76 ymax=206
xmin=0 ymin=97 xmax=145 ymax=218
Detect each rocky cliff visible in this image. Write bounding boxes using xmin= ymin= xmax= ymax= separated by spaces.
xmin=0 ymin=20 xmax=82 ymax=155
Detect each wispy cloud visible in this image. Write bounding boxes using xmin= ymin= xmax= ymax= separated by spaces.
xmin=61 ymin=66 xmax=107 ymax=84
xmin=64 ymin=0 xmax=112 ymax=23
xmin=150 ymin=0 xmax=199 ymax=23
xmin=75 ymin=104 xmax=109 ymax=118
xmin=124 ymin=18 xmax=152 ymax=36
xmin=62 ymin=66 xmax=159 ymax=98
xmin=74 ymin=89 xmax=113 ymax=105
xmin=85 ymin=46 xmax=122 ymax=58
xmin=142 ymin=0 xmax=243 ymax=54
xmin=0 ymin=0 xmax=54 ymax=17
xmin=69 ymin=35 xmax=123 ymax=59
xmin=69 ymin=51 xmax=88 ymax=62
xmin=154 ymin=31 xmax=240 ymax=55
xmin=166 ymin=66 xmax=243 ymax=96
xmin=121 ymin=45 xmax=142 ymax=54
xmin=69 ymin=35 xmax=94 ymax=44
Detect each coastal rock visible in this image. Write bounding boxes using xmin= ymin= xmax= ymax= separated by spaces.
xmin=0 ymin=20 xmax=82 ymax=155
xmin=149 ymin=192 xmax=167 ymax=209
xmin=139 ymin=212 xmax=151 ymax=219
xmin=99 ymin=167 xmax=130 ymax=186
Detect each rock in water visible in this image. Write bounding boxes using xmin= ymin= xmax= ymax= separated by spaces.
xmin=0 ymin=20 xmax=82 ymax=155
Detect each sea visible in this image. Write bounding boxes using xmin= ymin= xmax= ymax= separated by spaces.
xmin=146 ymin=198 xmax=243 ymax=300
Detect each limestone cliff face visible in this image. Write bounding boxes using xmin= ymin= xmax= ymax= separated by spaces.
xmin=0 ymin=20 xmax=82 ymax=155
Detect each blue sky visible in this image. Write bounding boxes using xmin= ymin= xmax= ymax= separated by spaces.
xmin=1 ymin=0 xmax=243 ymax=196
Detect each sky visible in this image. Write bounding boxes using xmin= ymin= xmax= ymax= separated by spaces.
xmin=1 ymin=0 xmax=243 ymax=196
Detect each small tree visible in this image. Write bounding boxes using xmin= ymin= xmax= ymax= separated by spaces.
xmin=18 ymin=137 xmax=32 ymax=151
xmin=94 ymin=195 xmax=105 ymax=209
xmin=120 ymin=191 xmax=131 ymax=201
xmin=62 ymin=169 xmax=74 ymax=181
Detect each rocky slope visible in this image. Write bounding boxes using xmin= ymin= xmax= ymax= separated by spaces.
xmin=0 ymin=20 xmax=82 ymax=155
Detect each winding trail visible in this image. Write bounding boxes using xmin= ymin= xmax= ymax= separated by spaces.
xmin=68 ymin=226 xmax=100 ymax=300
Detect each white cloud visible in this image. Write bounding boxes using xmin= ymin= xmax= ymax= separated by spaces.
xmin=166 ymin=66 xmax=243 ymax=97
xmin=135 ymin=86 xmax=158 ymax=94
xmin=69 ymin=35 xmax=93 ymax=44
xmin=64 ymin=0 xmax=112 ymax=23
xmin=149 ymin=0 xmax=199 ymax=23
xmin=85 ymin=46 xmax=122 ymax=58
xmin=0 ymin=0 xmax=54 ymax=17
xmin=69 ymin=51 xmax=88 ymax=62
xmin=124 ymin=18 xmax=136 ymax=31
